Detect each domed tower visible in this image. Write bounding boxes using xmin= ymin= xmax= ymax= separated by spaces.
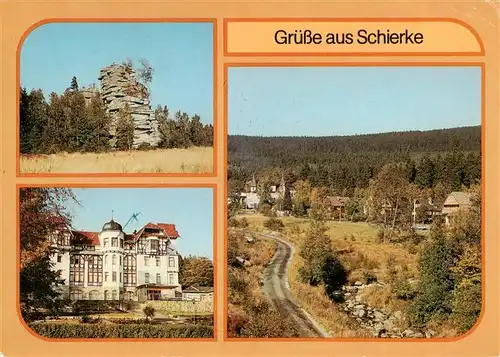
xmin=99 ymin=218 xmax=125 ymax=300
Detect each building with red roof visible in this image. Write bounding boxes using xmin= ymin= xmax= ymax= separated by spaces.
xmin=50 ymin=219 xmax=183 ymax=302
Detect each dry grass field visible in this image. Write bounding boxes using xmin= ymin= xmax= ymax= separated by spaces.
xmin=20 ymin=147 xmax=213 ymax=174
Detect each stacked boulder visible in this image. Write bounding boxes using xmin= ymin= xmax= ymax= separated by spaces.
xmin=98 ymin=63 xmax=160 ymax=148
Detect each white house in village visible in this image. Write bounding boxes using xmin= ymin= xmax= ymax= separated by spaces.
xmin=237 ymin=175 xmax=295 ymax=209
xmin=49 ymin=217 xmax=184 ymax=302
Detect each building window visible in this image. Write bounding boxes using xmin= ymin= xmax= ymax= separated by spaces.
xmin=119 ymin=256 xmax=122 ymax=266
xmin=105 ymin=272 xmax=109 ymax=282
xmin=112 ymin=271 xmax=117 ymax=282
xmin=124 ymin=255 xmax=137 ymax=286
xmin=70 ymin=290 xmax=84 ymax=301
xmin=104 ymin=255 xmax=108 ymax=267
xmin=112 ymin=237 xmax=118 ymax=247
xmin=104 ymin=238 xmax=109 ymax=247
xmin=120 ymin=239 xmax=123 ymax=248
xmin=112 ymin=290 xmax=117 ymax=300
xmin=168 ymin=257 xmax=175 ymax=268
xmin=120 ymin=273 xmax=122 ymax=283
xmin=87 ymin=256 xmax=103 ymax=286
xmin=144 ymin=256 xmax=149 ymax=266
xmin=104 ymin=290 xmax=109 ymax=300
xmin=151 ymin=240 xmax=159 ymax=251
xmin=112 ymin=254 xmax=117 ymax=265
xmin=156 ymin=256 xmax=161 ymax=267
xmin=168 ymin=273 xmax=174 ymax=285
xmin=145 ymin=273 xmax=150 ymax=284
xmin=57 ymin=255 xmax=62 ymax=263
xmin=156 ymin=273 xmax=161 ymax=284
xmin=69 ymin=255 xmax=85 ymax=286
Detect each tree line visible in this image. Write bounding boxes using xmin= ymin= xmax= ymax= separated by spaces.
xmin=20 ymin=77 xmax=213 ymax=155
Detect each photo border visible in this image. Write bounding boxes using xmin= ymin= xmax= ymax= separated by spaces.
xmin=16 ymin=182 xmax=218 ymax=342
xmin=223 ymin=62 xmax=486 ymax=342
xmin=16 ymin=18 xmax=218 ymax=178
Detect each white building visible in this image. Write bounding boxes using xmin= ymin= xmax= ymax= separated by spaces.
xmin=49 ymin=218 xmax=182 ymax=302
xmin=238 ymin=174 xmax=295 ymax=209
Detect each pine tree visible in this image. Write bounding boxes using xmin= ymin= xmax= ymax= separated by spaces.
xmin=86 ymin=93 xmax=111 ymax=152
xmin=19 ymin=87 xmax=31 ymax=153
xmin=189 ymin=114 xmax=204 ymax=146
xmin=67 ymin=89 xmax=90 ymax=152
xmin=408 ymin=230 xmax=455 ymax=326
xmin=282 ymin=187 xmax=293 ymax=211
xmin=70 ymin=76 xmax=79 ymax=91
xmin=21 ymin=89 xmax=50 ymax=154
xmin=115 ymin=104 xmax=135 ymax=150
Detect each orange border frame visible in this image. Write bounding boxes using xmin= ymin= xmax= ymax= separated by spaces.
xmin=223 ymin=62 xmax=486 ymax=342
xmin=16 ymin=18 xmax=218 ymax=178
xmin=16 ymin=183 xmax=218 ymax=342
xmin=223 ymin=18 xmax=485 ymax=57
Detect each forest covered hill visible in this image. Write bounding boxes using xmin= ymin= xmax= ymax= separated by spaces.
xmin=228 ymin=126 xmax=481 ymax=195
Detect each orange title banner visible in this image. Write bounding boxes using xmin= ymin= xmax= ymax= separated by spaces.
xmin=224 ymin=19 xmax=484 ymax=56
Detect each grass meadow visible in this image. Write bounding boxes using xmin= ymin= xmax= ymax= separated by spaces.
xmin=20 ymin=147 xmax=213 ymax=174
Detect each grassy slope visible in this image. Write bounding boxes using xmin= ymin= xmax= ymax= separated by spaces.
xmin=235 ymin=213 xmax=421 ymax=337
xmin=20 ymin=147 xmax=213 ymax=174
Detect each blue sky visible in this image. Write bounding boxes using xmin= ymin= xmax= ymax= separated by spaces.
xmin=228 ymin=66 xmax=481 ymax=136
xmin=66 ymin=188 xmax=214 ymax=260
xmin=20 ymin=22 xmax=213 ymax=124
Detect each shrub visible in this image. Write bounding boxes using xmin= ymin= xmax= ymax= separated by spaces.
xmin=80 ymin=315 xmax=92 ymax=323
xmin=143 ymin=306 xmax=156 ymax=320
xmin=363 ymin=271 xmax=378 ymax=285
xmin=351 ymin=213 xmax=366 ymax=222
xmin=259 ymin=203 xmax=273 ymax=217
xmin=239 ymin=217 xmax=249 ymax=228
xmin=240 ymin=300 xmax=299 ymax=338
xmin=227 ymin=311 xmax=248 ymax=337
xmin=136 ymin=142 xmax=152 ymax=151
xmin=451 ymin=281 xmax=481 ymax=334
xmin=228 ymin=217 xmax=240 ymax=228
xmin=263 ymin=218 xmax=284 ymax=232
xmin=391 ymin=278 xmax=417 ymax=300
xmin=28 ymin=323 xmax=213 ymax=338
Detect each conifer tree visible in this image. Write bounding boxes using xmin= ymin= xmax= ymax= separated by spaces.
xmin=19 ymin=87 xmax=31 ymax=153
xmin=86 ymin=93 xmax=111 ymax=152
xmin=66 ymin=89 xmax=90 ymax=152
xmin=20 ymin=89 xmax=50 ymax=153
xmin=115 ymin=104 xmax=135 ymax=150
xmin=70 ymin=76 xmax=79 ymax=91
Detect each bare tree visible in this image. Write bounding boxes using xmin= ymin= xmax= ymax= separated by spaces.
xmin=137 ymin=58 xmax=154 ymax=96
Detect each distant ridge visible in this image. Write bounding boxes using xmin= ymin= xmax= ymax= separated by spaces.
xmin=228 ymin=125 xmax=481 ymax=140
xmin=228 ymin=125 xmax=481 ymax=156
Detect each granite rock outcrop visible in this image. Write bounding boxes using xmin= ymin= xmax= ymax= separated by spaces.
xmin=97 ymin=63 xmax=160 ymax=148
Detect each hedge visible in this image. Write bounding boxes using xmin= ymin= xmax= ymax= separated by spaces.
xmin=28 ymin=323 xmax=213 ymax=338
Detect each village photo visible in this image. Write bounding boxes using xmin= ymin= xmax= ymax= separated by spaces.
xmin=19 ymin=22 xmax=214 ymax=174
xmin=227 ymin=66 xmax=482 ymax=339
xmin=20 ymin=187 xmax=214 ymax=339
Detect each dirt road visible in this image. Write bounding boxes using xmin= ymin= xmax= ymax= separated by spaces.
xmin=256 ymin=232 xmax=329 ymax=338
